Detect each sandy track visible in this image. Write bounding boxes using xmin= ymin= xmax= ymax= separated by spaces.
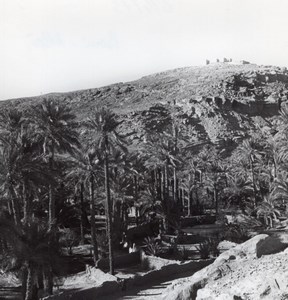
xmin=96 ymin=269 xmax=197 ymax=300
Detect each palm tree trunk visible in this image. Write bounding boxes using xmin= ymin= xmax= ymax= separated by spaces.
xmin=157 ymin=168 xmax=162 ymax=200
xmin=48 ymin=185 xmax=55 ymax=229
xmin=48 ymin=146 xmax=55 ymax=230
xmin=164 ymin=163 xmax=169 ymax=198
xmin=272 ymin=155 xmax=277 ymax=179
xmin=173 ymin=167 xmax=177 ymax=203
xmin=23 ymin=180 xmax=32 ymax=225
xmin=114 ymin=200 xmax=123 ymax=249
xmin=22 ymin=268 xmax=28 ymax=300
xmin=133 ymin=175 xmax=139 ymax=225
xmin=89 ymin=175 xmax=99 ymax=265
xmin=44 ymin=268 xmax=53 ymax=295
xmin=80 ymin=183 xmax=85 ymax=245
xmin=214 ymin=184 xmax=218 ymax=217
xmin=25 ymin=266 xmax=34 ymax=300
xmin=195 ymin=187 xmax=199 ymax=207
xmin=161 ymin=169 xmax=165 ymax=201
xmin=181 ymin=189 xmax=186 ymax=216
xmin=188 ymin=190 xmax=192 ymax=216
xmin=152 ymin=169 xmax=157 ymax=197
xmin=250 ymin=158 xmax=257 ymax=208
xmin=121 ymin=202 xmax=129 ymax=233
xmin=104 ymin=149 xmax=114 ymax=275
xmin=135 ymin=206 xmax=139 ymax=226
xmin=9 ymin=184 xmax=21 ymax=226
xmin=7 ymin=200 xmax=12 ymax=215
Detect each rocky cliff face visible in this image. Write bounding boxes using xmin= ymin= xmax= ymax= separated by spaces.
xmin=2 ymin=63 xmax=288 ymax=151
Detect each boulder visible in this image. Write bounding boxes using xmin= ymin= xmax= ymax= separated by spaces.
xmin=256 ymin=233 xmax=288 ymax=257
xmin=162 ymin=235 xmax=269 ymax=300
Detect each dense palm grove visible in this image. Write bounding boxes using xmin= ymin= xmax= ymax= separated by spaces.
xmin=1 ymin=98 xmax=288 ymax=299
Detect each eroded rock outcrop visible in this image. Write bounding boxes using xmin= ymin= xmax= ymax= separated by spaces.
xmin=162 ymin=234 xmax=288 ymax=300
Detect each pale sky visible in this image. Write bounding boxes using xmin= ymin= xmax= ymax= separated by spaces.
xmin=1 ymin=0 xmax=288 ymax=100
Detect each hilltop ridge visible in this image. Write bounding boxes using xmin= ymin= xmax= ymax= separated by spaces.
xmin=1 ymin=63 xmax=288 ymax=152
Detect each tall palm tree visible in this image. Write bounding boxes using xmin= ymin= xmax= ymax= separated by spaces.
xmin=0 ymin=217 xmax=61 ymax=299
xmin=0 ymin=135 xmax=52 ymax=226
xmin=0 ymin=108 xmax=26 ymax=146
xmin=126 ymin=152 xmax=147 ymax=225
xmin=204 ymin=160 xmax=228 ymax=217
xmin=31 ymin=99 xmax=80 ymax=230
xmin=271 ymin=170 xmax=288 ymax=204
xmin=0 ymin=108 xmax=28 ymax=225
xmin=138 ymin=184 xmax=171 ymax=233
xmin=84 ymin=107 xmax=128 ymax=275
xmin=0 ymin=143 xmax=22 ymax=226
xmin=65 ymin=146 xmax=103 ymax=265
xmin=236 ymin=139 xmax=262 ymax=208
xmin=110 ymin=165 xmax=134 ymax=246
xmin=256 ymin=195 xmax=281 ymax=228
xmin=144 ymin=134 xmax=180 ymax=205
xmin=225 ymin=174 xmax=253 ymax=202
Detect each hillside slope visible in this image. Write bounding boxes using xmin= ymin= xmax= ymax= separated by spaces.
xmin=2 ymin=63 xmax=288 ymax=151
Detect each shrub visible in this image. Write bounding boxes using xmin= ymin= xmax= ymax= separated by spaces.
xmin=223 ymin=224 xmax=250 ymax=243
xmin=59 ymin=228 xmax=79 ymax=255
xmin=196 ymin=241 xmax=210 ymax=259
xmin=141 ymin=257 xmax=150 ymax=270
xmin=178 ymin=246 xmax=189 ymax=260
xmin=207 ymin=238 xmax=220 ymax=257
xmin=143 ymin=237 xmax=163 ymax=257
xmin=195 ymin=238 xmax=220 ymax=259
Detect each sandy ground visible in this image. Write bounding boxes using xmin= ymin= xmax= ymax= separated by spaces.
xmin=3 ymin=232 xmax=288 ymax=300
xmin=96 ymin=269 xmax=201 ymax=300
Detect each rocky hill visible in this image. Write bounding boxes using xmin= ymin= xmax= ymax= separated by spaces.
xmin=2 ymin=62 xmax=288 ymax=152
xmin=162 ymin=233 xmax=288 ymax=300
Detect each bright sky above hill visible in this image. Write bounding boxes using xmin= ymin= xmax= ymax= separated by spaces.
xmin=1 ymin=0 xmax=288 ymax=100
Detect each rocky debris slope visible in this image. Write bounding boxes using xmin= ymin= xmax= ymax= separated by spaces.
xmin=161 ymin=233 xmax=288 ymax=300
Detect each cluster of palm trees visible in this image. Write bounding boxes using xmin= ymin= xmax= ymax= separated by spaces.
xmin=0 ymin=101 xmax=128 ymax=299
xmin=1 ymin=98 xmax=288 ymax=299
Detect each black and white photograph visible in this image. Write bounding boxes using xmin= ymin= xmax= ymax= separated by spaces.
xmin=1 ymin=1 xmax=288 ymax=299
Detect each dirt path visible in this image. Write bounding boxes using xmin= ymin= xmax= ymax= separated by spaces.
xmin=97 ymin=269 xmax=196 ymax=300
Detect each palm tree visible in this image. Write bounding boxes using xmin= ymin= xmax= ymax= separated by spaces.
xmin=0 ymin=107 xmax=26 ymax=146
xmin=0 ymin=217 xmax=61 ymax=299
xmin=224 ymin=174 xmax=254 ymax=206
xmin=144 ymin=134 xmax=181 ymax=212
xmin=138 ymin=184 xmax=170 ymax=233
xmin=204 ymin=160 xmax=228 ymax=217
xmin=271 ymin=170 xmax=288 ymax=204
xmin=256 ymin=195 xmax=281 ymax=228
xmin=0 ymin=127 xmax=55 ymax=227
xmin=84 ymin=107 xmax=128 ymax=275
xmin=126 ymin=152 xmax=147 ymax=225
xmin=31 ymin=99 xmax=80 ymax=230
xmin=65 ymin=146 xmax=103 ymax=265
xmin=0 ymin=144 xmax=22 ymax=226
xmin=236 ymin=139 xmax=262 ymax=208
xmin=180 ymin=171 xmax=199 ymax=216
xmin=110 ymin=165 xmax=134 ymax=246
xmin=0 ymin=108 xmax=28 ymax=225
